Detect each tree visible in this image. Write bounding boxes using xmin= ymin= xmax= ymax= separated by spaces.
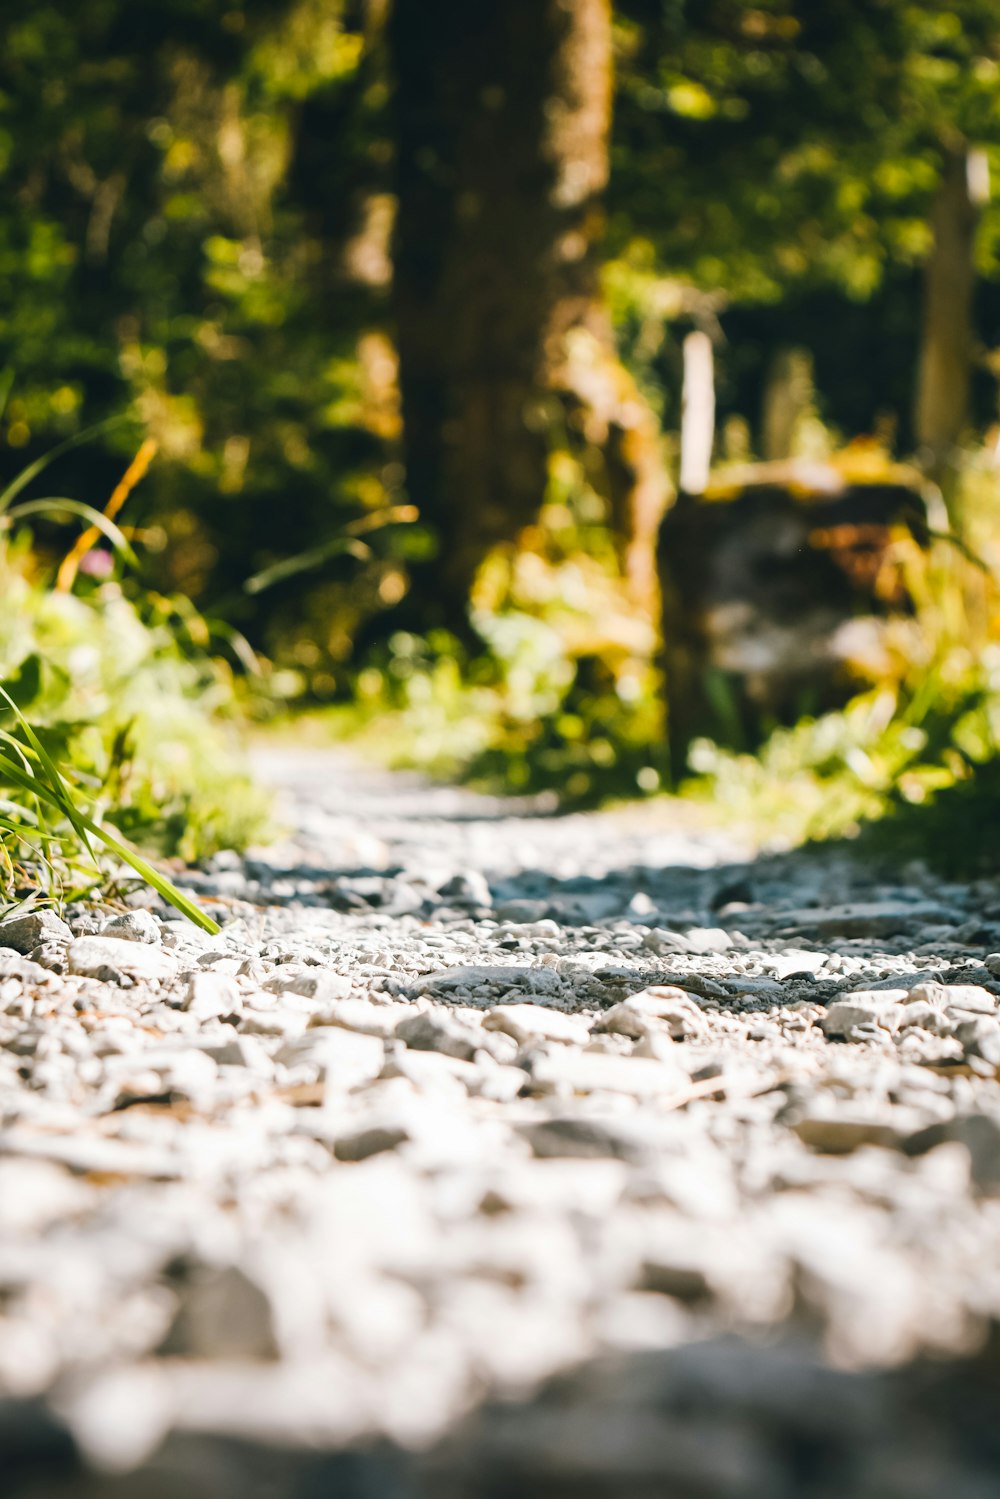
xmin=914 ymin=146 xmax=988 ymax=483
xmin=611 ymin=1 xmax=1000 ymax=465
xmin=388 ymin=0 xmax=666 ymax=632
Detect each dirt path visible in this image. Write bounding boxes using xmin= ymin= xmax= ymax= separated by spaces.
xmin=3 ymin=745 xmax=1000 ymax=1495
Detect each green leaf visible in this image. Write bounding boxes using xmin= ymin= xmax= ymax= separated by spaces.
xmin=6 ymin=498 xmax=139 ymax=566
xmin=0 ymin=416 xmax=124 ymax=514
xmin=0 ymin=687 xmax=219 ymax=933
xmin=243 ymin=536 xmax=371 ymax=595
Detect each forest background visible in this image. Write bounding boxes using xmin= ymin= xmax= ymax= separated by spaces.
xmin=4 ymin=0 xmax=1000 ymax=902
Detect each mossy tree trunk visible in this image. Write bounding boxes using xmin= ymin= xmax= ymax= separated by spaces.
xmin=389 ymin=0 xmax=665 ymax=633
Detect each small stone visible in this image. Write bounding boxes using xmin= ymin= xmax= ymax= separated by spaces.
xmin=379 ymin=1043 xmax=478 ymax=1095
xmin=776 ymin=901 xmax=961 ymax=938
xmin=395 ymin=1010 xmax=484 ymax=1062
xmin=265 ymin=969 xmax=353 ymax=1002
xmin=791 ymin=1110 xmax=918 ymax=1154
xmin=67 ymin=936 xmax=177 ymax=982
xmin=483 ymin=1004 xmax=590 ymax=1047
xmin=309 ymin=998 xmax=416 ymax=1038
xmin=494 ymin=898 xmax=550 ymax=923
xmin=908 ymin=982 xmax=996 ymax=1015
xmin=819 ymin=996 xmax=904 ymax=1041
xmin=276 ymin=1027 xmax=385 ymax=1087
xmin=681 ymin=927 xmax=733 ymax=954
xmin=897 ymin=1000 xmax=949 ymax=1034
xmin=333 ymin=1120 xmax=412 ymax=1162
xmin=27 ymin=942 xmax=70 ymax=974
xmin=523 ymin=1049 xmax=690 ymax=1100
xmin=182 ymin=970 xmax=242 ymax=1019
xmin=954 ymin=1017 xmax=1000 ymax=1067
xmin=517 ymin=1115 xmax=657 ymax=1163
xmin=595 ymin=988 xmax=704 ymax=1041
xmin=0 ymin=910 xmax=72 ymax=953
xmin=196 ymin=1033 xmax=271 ymax=1069
xmin=905 ymin=1113 xmax=1000 ymax=1193
xmin=437 ymin=871 xmax=492 ymax=907
xmin=102 ymin=910 xmax=161 ymax=944
xmin=159 ymin=1263 xmax=280 ymax=1359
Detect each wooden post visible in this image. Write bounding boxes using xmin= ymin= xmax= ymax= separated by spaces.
xmin=679 ymin=330 xmax=714 ymax=495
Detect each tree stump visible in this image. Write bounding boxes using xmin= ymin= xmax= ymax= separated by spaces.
xmin=658 ymin=462 xmax=933 ymax=779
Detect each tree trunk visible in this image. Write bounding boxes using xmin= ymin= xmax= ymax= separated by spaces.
xmin=914 ymin=147 xmax=985 ymax=482
xmin=389 ymin=0 xmax=665 ymax=632
xmin=762 ymin=347 xmax=813 ymax=462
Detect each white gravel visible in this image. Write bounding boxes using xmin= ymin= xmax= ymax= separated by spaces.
xmin=3 ymin=744 xmax=1000 ymax=1495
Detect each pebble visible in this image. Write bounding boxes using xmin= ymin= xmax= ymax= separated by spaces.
xmin=0 ymin=909 xmax=73 ymax=952
xmin=67 ymin=936 xmax=177 ymax=982
xmin=102 ymin=909 xmax=162 ymax=944
xmin=4 ymin=745 xmax=1000 ymax=1495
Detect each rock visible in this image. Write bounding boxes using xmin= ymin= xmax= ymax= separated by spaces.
xmin=159 ymin=1263 xmax=280 ymax=1359
xmin=0 ymin=909 xmax=72 ymax=953
xmin=182 ymin=970 xmax=242 ymax=1018
xmin=0 ymin=952 xmax=51 ymax=984
xmin=195 ymin=1032 xmax=271 ymax=1069
xmin=483 ymin=1004 xmax=590 ymax=1047
xmin=897 ymin=1000 xmax=950 ymax=1035
xmin=102 ymin=910 xmax=162 ymax=944
xmin=395 ymin=1010 xmax=484 ymax=1061
xmin=955 ymin=1017 xmax=1000 ymax=1067
xmin=776 ymin=901 xmax=962 ymax=938
xmin=0 ymin=1158 xmax=93 ymax=1231
xmin=333 ymin=1120 xmax=412 ymax=1162
xmin=907 ymin=982 xmax=997 ymax=1016
xmin=437 ymin=871 xmax=492 ymax=907
xmin=379 ymin=1043 xmax=479 ymax=1096
xmin=523 ymin=1049 xmax=690 ymax=1100
xmin=418 ymin=963 xmax=565 ymax=1001
xmin=67 ymin=936 xmax=177 ymax=982
xmin=27 ymin=942 xmax=70 ymax=974
xmin=680 ymin=927 xmax=733 ymax=954
xmin=905 ymin=1114 xmax=1000 ymax=1193
xmin=309 ymin=998 xmax=416 ymax=1038
xmin=594 ymin=988 xmax=704 ymax=1042
xmin=494 ymin=899 xmax=550 ymax=923
xmin=759 ymin=949 xmax=828 ymax=980
xmin=276 ymin=1027 xmax=385 ymax=1088
xmin=819 ymin=996 xmax=904 ymax=1041
xmin=264 ymin=969 xmax=353 ymax=1003
xmin=791 ymin=1109 xmax=920 ymax=1154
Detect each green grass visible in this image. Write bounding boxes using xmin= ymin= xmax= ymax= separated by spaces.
xmin=0 ymin=542 xmax=268 ymax=923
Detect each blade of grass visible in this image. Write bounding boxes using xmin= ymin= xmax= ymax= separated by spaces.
xmin=0 ymin=416 xmax=124 ymax=514
xmin=0 ymin=746 xmax=219 ymax=932
xmin=7 ymin=499 xmax=139 ymax=567
xmin=0 ymin=369 xmax=14 ymax=427
xmin=0 ymin=693 xmax=219 ymax=932
xmin=243 ymin=536 xmax=371 ymax=595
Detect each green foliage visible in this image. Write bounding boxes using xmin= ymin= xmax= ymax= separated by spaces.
xmin=0 ymin=0 xmax=397 ymax=671
xmin=0 ymin=539 xmax=268 ymax=912
xmin=678 ymin=463 xmax=1000 ymax=866
xmin=4 ymin=0 xmax=999 ymax=674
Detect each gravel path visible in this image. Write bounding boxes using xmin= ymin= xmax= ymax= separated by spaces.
xmin=4 ymin=745 xmax=1000 ymax=1496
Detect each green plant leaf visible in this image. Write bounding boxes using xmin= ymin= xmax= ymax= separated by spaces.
xmin=243 ymin=535 xmax=371 ymax=595
xmin=0 ymin=416 xmax=124 ymax=514
xmin=0 ymin=686 xmax=219 ymax=932
xmin=6 ymin=498 xmax=139 ymax=566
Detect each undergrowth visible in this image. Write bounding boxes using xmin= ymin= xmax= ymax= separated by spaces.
xmin=0 ymin=536 xmax=268 ymax=920
xmin=330 ymin=446 xmax=1000 ymax=872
